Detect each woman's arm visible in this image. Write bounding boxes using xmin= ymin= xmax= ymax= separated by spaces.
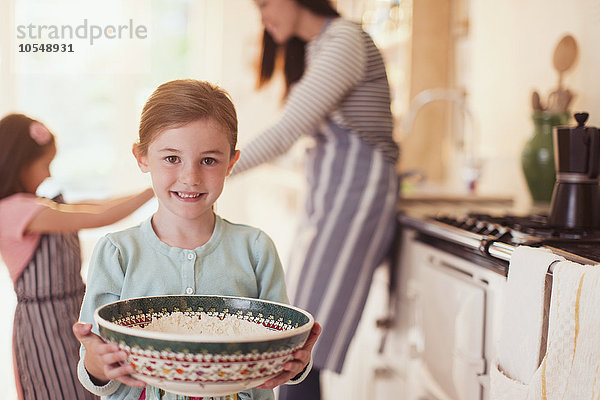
xmin=232 ymin=21 xmax=365 ymax=174
xmin=25 ymin=188 xmax=154 ymax=233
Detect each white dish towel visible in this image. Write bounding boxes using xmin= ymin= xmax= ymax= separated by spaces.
xmin=490 ymin=246 xmax=563 ymax=400
xmin=526 ymin=260 xmax=600 ymax=399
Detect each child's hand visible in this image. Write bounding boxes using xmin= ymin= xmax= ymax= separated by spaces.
xmin=72 ymin=322 xmax=146 ymax=388
xmin=257 ymin=322 xmax=322 ymax=389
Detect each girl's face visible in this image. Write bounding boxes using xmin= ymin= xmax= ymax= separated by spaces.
xmin=255 ymin=0 xmax=302 ymax=44
xmin=135 ymin=118 xmax=239 ymax=224
xmin=19 ymin=144 xmax=56 ymax=194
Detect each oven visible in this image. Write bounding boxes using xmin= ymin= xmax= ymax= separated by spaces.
xmin=384 ymin=211 xmax=600 ymax=400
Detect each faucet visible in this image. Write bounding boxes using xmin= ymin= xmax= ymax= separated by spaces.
xmin=400 ymin=88 xmax=482 ymax=192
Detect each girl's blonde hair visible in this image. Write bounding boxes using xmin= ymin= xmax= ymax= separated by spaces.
xmin=136 ymin=80 xmax=238 ymax=156
xmin=0 ymin=113 xmax=55 ymax=199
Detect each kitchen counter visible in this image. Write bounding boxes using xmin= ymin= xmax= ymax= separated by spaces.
xmin=398 ymin=191 xmax=516 ymax=218
xmin=400 ymin=192 xmax=514 ymax=206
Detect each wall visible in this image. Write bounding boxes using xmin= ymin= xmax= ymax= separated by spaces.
xmin=402 ymin=0 xmax=451 ymax=183
xmin=462 ymin=0 xmax=600 ymax=211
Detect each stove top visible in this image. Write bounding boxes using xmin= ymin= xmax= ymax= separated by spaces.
xmin=399 ymin=212 xmax=600 ymax=269
xmin=436 ymin=213 xmax=600 ymax=240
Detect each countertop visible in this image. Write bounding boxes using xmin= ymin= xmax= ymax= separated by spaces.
xmin=398 ymin=192 xmax=516 ymax=218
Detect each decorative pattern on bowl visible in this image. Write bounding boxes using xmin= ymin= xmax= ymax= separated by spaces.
xmin=94 ymin=295 xmax=314 ymax=397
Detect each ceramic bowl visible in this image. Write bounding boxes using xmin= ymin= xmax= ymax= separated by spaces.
xmin=94 ymin=295 xmax=314 ymax=397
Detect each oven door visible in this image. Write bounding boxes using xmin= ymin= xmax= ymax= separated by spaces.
xmin=411 ymin=240 xmax=486 ymax=400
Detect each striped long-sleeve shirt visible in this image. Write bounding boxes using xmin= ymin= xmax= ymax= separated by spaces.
xmin=233 ymin=18 xmax=399 ymax=174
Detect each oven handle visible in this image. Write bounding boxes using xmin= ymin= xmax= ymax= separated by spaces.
xmin=487 ymin=241 xmax=515 ymax=262
xmin=406 ymin=215 xmax=515 ymax=264
xmin=487 ymin=242 xmax=597 ymax=267
xmin=406 ymin=279 xmax=424 ymax=358
xmin=400 ymin=216 xmax=484 ymax=249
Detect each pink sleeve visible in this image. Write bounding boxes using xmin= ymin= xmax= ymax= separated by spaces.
xmin=0 ymin=194 xmax=46 ymax=282
xmin=0 ymin=193 xmax=46 ymax=240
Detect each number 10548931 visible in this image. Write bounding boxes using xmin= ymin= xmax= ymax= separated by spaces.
xmin=18 ymin=43 xmax=74 ymax=53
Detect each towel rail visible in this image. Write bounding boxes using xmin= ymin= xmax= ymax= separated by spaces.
xmin=488 ymin=242 xmax=598 ymax=270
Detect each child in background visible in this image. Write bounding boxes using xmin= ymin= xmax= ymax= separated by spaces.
xmin=73 ymin=79 xmax=321 ymax=400
xmin=0 ymin=113 xmax=154 ymax=400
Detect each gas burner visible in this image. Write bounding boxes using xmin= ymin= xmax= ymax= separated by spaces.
xmin=435 ymin=213 xmax=600 ymax=241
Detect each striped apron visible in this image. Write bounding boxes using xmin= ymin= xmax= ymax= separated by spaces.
xmin=285 ymin=121 xmax=398 ymax=373
xmin=13 ymin=205 xmax=97 ymax=399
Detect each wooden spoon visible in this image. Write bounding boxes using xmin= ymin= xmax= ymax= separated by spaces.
xmin=531 ymin=90 xmax=544 ymax=111
xmin=553 ymin=34 xmax=578 ymax=90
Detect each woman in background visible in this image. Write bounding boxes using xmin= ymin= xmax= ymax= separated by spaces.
xmin=233 ymin=1 xmax=399 ymax=398
xmin=0 ymin=113 xmax=154 ymax=399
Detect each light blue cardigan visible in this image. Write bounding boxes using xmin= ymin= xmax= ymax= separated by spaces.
xmin=77 ymin=214 xmax=307 ymax=400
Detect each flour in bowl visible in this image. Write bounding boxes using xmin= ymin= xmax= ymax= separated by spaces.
xmin=138 ymin=312 xmax=275 ymax=336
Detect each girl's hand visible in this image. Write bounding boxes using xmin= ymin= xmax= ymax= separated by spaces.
xmin=72 ymin=322 xmax=146 ymax=388
xmin=256 ymin=322 xmax=322 ymax=390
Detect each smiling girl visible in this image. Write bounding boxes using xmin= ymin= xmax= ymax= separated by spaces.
xmin=73 ymin=79 xmax=321 ymax=400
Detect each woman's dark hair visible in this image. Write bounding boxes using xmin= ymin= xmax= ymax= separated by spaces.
xmin=257 ymin=0 xmax=339 ymax=97
xmin=0 ymin=114 xmax=55 ymax=199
